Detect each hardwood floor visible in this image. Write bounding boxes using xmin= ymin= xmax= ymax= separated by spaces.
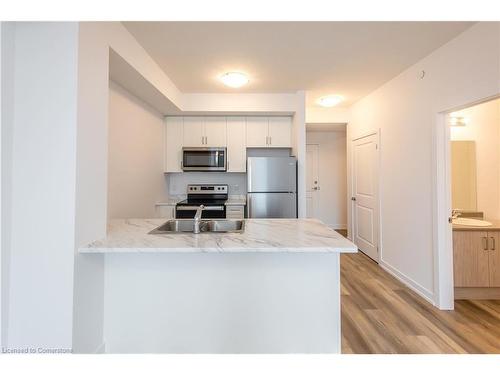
xmin=340 ymin=252 xmax=500 ymax=353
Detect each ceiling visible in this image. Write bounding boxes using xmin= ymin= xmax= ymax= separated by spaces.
xmin=124 ymin=22 xmax=474 ymax=108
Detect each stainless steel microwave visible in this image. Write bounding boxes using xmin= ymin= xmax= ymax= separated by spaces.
xmin=182 ymin=147 xmax=227 ymax=171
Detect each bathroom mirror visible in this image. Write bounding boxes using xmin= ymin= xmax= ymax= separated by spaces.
xmin=451 ymin=140 xmax=477 ymax=211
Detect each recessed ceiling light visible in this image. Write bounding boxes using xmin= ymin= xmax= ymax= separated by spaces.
xmin=317 ymin=95 xmax=344 ymax=107
xmin=219 ymin=72 xmax=249 ymax=88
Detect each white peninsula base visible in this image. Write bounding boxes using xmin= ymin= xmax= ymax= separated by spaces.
xmin=80 ymin=219 xmax=356 ymax=353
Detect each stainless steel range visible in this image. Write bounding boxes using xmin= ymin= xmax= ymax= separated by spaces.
xmin=175 ymin=184 xmax=228 ymax=219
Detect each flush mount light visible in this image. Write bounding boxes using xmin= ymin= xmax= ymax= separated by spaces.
xmin=219 ymin=72 xmax=249 ymax=88
xmin=317 ymin=95 xmax=344 ymax=107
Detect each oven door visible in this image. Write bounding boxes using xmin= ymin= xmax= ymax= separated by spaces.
xmin=175 ymin=205 xmax=226 ymax=219
xmin=182 ymin=148 xmax=226 ymax=171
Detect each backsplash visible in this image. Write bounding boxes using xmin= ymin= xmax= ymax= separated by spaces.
xmin=166 ymin=172 xmax=247 ymax=196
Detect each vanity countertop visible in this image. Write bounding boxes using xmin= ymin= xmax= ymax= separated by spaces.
xmin=453 ymin=219 xmax=500 ymax=231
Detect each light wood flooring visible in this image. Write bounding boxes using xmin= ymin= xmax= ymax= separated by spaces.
xmin=340 ymin=252 xmax=500 ymax=353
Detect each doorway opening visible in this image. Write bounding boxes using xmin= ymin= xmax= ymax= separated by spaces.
xmin=443 ymin=97 xmax=500 ymax=303
xmin=305 ymin=123 xmax=347 ymax=235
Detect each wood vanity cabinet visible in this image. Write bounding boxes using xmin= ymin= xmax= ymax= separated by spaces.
xmin=453 ymin=230 xmax=500 ymax=287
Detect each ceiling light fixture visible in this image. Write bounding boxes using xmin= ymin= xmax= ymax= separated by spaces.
xmin=219 ymin=72 xmax=249 ymax=88
xmin=317 ymin=95 xmax=344 ymax=107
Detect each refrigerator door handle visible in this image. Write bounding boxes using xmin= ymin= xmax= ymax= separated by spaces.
xmin=247 ymin=194 xmax=252 ymax=217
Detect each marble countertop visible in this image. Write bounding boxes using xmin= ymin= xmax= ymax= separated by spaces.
xmin=225 ymin=196 xmax=246 ymax=206
xmin=79 ymin=218 xmax=358 ymax=254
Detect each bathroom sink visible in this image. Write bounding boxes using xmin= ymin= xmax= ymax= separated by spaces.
xmin=149 ymin=219 xmax=245 ymax=234
xmin=452 ymin=218 xmax=492 ymax=227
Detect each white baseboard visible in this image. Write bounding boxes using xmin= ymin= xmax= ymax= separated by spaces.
xmin=328 ymin=224 xmax=347 ymax=230
xmin=94 ymin=342 xmax=105 ymax=354
xmin=379 ymin=260 xmax=435 ymax=305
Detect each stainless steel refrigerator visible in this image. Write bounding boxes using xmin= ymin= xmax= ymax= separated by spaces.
xmin=247 ymin=157 xmax=297 ymax=218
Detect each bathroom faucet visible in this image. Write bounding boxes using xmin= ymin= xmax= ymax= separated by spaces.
xmin=193 ymin=205 xmax=205 ymax=234
xmin=451 ymin=209 xmax=461 ymax=219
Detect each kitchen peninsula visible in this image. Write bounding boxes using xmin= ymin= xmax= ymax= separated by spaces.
xmin=80 ymin=218 xmax=357 ymax=353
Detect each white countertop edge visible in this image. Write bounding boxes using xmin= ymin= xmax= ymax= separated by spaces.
xmin=79 ymin=246 xmax=358 ymax=254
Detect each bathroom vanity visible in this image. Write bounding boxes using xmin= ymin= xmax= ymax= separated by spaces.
xmin=453 ymin=220 xmax=500 ymax=299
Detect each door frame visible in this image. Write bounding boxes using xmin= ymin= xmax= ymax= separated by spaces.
xmin=305 ymin=143 xmax=320 ymax=219
xmin=433 ymin=94 xmax=500 ymax=310
xmin=349 ymin=130 xmax=382 ymax=263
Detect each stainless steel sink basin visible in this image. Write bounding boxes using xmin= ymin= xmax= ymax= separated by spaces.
xmin=149 ymin=219 xmax=245 ymax=234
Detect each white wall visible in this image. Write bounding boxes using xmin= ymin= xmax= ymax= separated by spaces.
xmin=108 ymin=81 xmax=167 ymax=219
xmin=0 ymin=21 xmax=15 ymax=349
xmin=306 ymin=107 xmax=351 ymax=124
xmin=5 ymin=23 xmax=79 ymax=350
xmin=450 ymin=98 xmax=500 ymax=220
xmin=306 ymin=131 xmax=347 ymax=228
xmin=349 ymin=22 xmax=500 ymax=303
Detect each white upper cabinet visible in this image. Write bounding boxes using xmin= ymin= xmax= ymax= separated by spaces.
xmin=183 ymin=117 xmax=227 ymax=147
xmin=183 ymin=117 xmax=204 ymax=147
xmin=164 ymin=117 xmax=183 ymax=173
xmin=246 ymin=116 xmax=292 ymax=148
xmin=268 ymin=117 xmax=292 ymax=148
xmin=246 ymin=117 xmax=269 ymax=147
xmin=165 ymin=115 xmax=292 ymax=173
xmin=227 ymin=117 xmax=246 ymax=172
xmin=204 ymin=117 xmax=227 ymax=147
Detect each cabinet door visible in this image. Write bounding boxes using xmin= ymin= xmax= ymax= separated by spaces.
xmin=226 ymin=206 xmax=245 ymax=220
xmin=227 ymin=117 xmax=246 ymax=172
xmin=453 ymin=231 xmax=490 ymax=287
xmin=488 ymin=232 xmax=500 ymax=287
xmin=246 ymin=117 xmax=269 ymax=147
xmin=268 ymin=116 xmax=292 ymax=148
xmin=204 ymin=117 xmax=227 ymax=147
xmin=164 ymin=117 xmax=183 ymax=172
xmin=183 ymin=117 xmax=204 ymax=147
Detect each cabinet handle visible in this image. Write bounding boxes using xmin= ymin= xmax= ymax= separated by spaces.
xmin=269 ymin=136 xmax=272 ymax=145
xmin=482 ymin=236 xmax=488 ymax=250
xmin=490 ymin=236 xmax=496 ymax=250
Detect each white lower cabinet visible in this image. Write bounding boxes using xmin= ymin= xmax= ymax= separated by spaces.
xmin=226 ymin=205 xmax=245 ymax=220
xmin=156 ymin=204 xmax=176 ymax=219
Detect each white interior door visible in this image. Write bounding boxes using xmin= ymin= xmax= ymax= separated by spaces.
xmin=352 ymin=134 xmax=379 ymax=261
xmin=306 ymin=144 xmax=320 ymax=218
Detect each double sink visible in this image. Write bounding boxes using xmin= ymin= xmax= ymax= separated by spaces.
xmin=149 ymin=219 xmax=245 ymax=234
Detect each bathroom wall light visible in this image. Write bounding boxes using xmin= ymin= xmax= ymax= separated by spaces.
xmin=317 ymin=95 xmax=344 ymax=107
xmin=219 ymin=72 xmax=249 ymax=88
xmin=449 ymin=116 xmax=468 ymax=127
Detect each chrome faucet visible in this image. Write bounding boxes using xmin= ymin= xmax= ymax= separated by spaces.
xmin=193 ymin=205 xmax=205 ymax=234
xmin=451 ymin=209 xmax=462 ymax=219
